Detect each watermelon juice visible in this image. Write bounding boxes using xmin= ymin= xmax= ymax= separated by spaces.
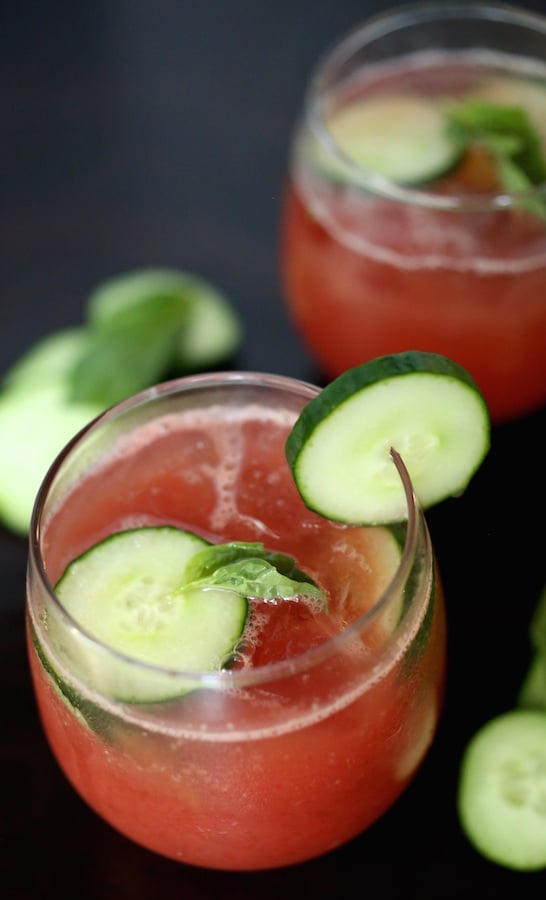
xmin=26 ymin=372 xmax=445 ymax=870
xmin=280 ymin=5 xmax=546 ymax=423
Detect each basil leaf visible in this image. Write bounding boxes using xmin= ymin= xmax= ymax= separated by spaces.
xmin=185 ymin=541 xmax=327 ymax=606
xmin=446 ymin=98 xmax=546 ymax=219
xmin=68 ymin=293 xmax=189 ymax=406
xmin=447 ymin=99 xmax=546 ymax=182
xmin=496 ymin=156 xmax=546 ymax=222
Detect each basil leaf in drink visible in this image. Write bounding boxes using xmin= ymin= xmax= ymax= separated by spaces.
xmin=185 ymin=541 xmax=327 ymax=606
xmin=446 ymin=98 xmax=546 ymax=219
xmin=68 ymin=292 xmax=190 ymax=406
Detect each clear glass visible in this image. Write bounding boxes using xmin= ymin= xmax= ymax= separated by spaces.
xmin=279 ymin=1 xmax=546 ymax=423
xmin=26 ymin=371 xmax=446 ymax=871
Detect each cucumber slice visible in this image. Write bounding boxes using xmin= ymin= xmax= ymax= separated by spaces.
xmin=54 ymin=527 xmax=249 ymax=703
xmin=323 ymin=95 xmax=460 ymax=185
xmin=30 ymin=620 xmax=118 ymax=738
xmin=458 ymin=709 xmax=546 ymax=871
xmin=87 ymin=268 xmax=242 ymax=371
xmin=174 ymin=286 xmax=242 ymax=371
xmin=0 ymin=385 xmax=102 ymax=535
xmin=0 ymin=330 xmax=101 ymax=535
xmin=285 ymin=351 xmax=490 ymax=524
xmin=3 ymin=328 xmax=89 ymax=393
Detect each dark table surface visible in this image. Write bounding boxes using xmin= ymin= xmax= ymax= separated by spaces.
xmin=2 ymin=2 xmax=546 ymax=897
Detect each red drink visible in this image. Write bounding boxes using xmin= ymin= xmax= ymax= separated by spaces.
xmin=280 ymin=7 xmax=546 ymax=423
xmin=27 ymin=373 xmax=445 ymax=870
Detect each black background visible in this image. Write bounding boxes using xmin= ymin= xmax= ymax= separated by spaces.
xmin=1 ymin=2 xmax=546 ymax=897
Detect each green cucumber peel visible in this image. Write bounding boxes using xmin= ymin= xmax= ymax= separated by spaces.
xmin=184 ymin=540 xmax=326 ymax=607
xmin=446 ymin=98 xmax=546 ymax=219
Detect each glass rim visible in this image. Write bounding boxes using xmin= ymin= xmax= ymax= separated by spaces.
xmin=29 ymin=369 xmax=427 ymax=690
xmin=304 ymin=0 xmax=546 ymax=211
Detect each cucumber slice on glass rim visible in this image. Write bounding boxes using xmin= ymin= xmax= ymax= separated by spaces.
xmin=285 ymin=351 xmax=490 ymax=525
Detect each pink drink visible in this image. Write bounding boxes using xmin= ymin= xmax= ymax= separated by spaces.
xmin=280 ymin=15 xmax=546 ymax=423
xmin=27 ymin=373 xmax=445 ymax=870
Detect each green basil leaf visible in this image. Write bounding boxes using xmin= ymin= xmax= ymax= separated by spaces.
xmin=496 ymin=156 xmax=546 ymax=221
xmin=446 ymin=98 xmax=546 ymax=219
xmin=185 ymin=540 xmax=327 ymax=606
xmin=447 ymin=99 xmax=546 ymax=180
xmin=68 ymin=293 xmax=189 ymax=406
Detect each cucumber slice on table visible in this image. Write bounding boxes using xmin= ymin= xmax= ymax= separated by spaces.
xmin=285 ymin=351 xmax=490 ymax=525
xmin=458 ymin=709 xmax=546 ymax=871
xmin=53 ymin=527 xmax=248 ymax=703
xmin=2 ymin=328 xmax=89 ymax=393
xmin=322 ymin=95 xmax=460 ymax=185
xmin=0 ymin=384 xmax=102 ymax=535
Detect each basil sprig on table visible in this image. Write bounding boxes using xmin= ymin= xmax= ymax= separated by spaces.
xmin=446 ymin=98 xmax=546 ymax=219
xmin=183 ymin=541 xmax=327 ymax=607
xmin=69 ymin=292 xmax=189 ymax=407
xmin=68 ymin=269 xmax=242 ymax=407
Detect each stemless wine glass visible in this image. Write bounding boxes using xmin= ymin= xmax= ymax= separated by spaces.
xmin=26 ymin=371 xmax=445 ymax=871
xmin=279 ymin=2 xmax=546 ymax=423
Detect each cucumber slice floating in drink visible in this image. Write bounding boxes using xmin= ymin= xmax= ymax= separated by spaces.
xmin=285 ymin=351 xmax=490 ymax=524
xmin=54 ymin=527 xmax=249 ymax=703
xmin=323 ymin=95 xmax=461 ymax=184
xmin=51 ymin=529 xmax=326 ymax=703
